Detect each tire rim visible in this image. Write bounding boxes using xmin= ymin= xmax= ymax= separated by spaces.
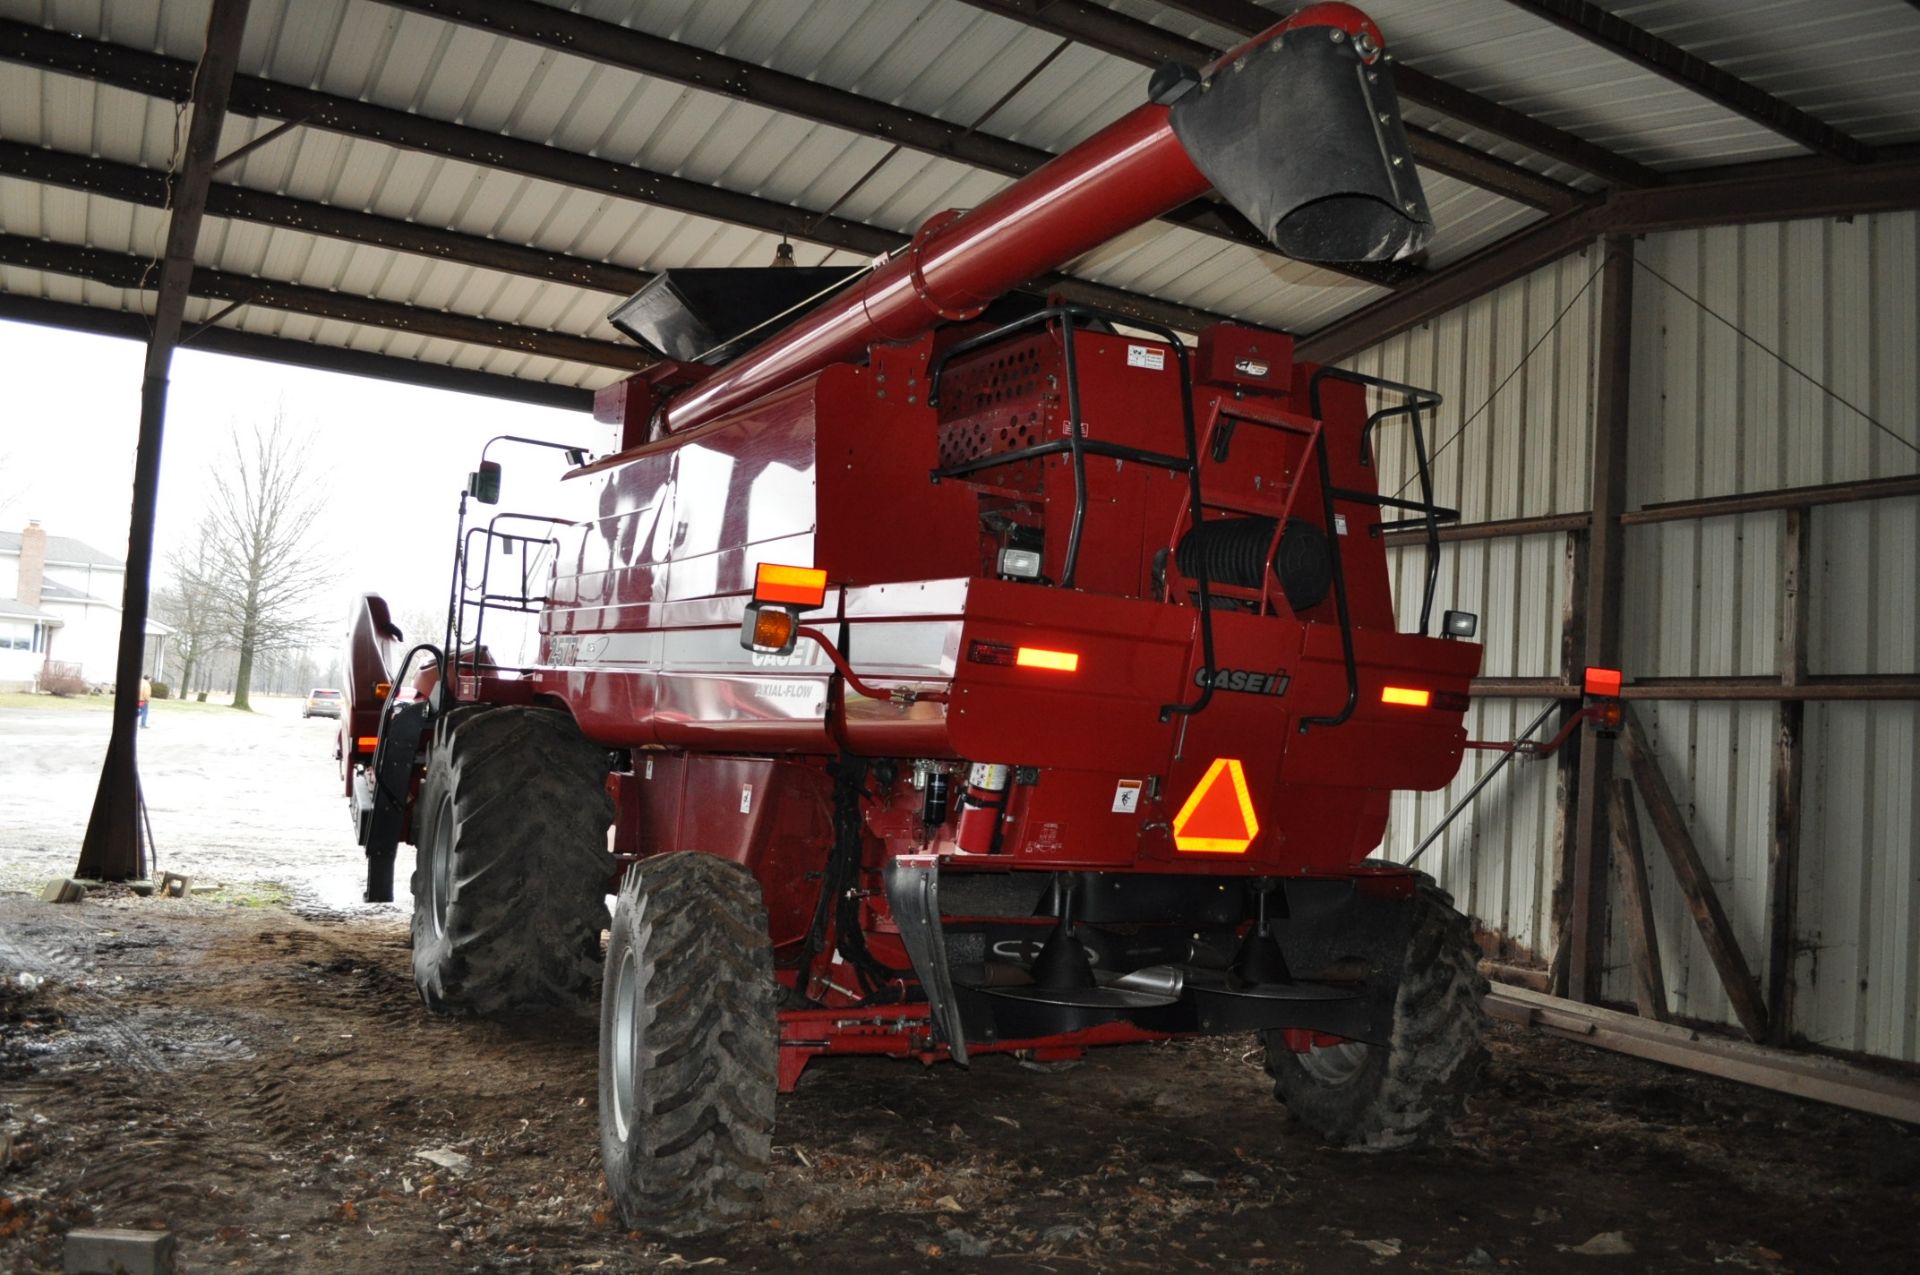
xmin=610 ymin=944 xmax=640 ymax=1142
xmin=429 ymin=792 xmax=455 ymax=939
xmin=1297 ymin=1038 xmax=1372 ymax=1087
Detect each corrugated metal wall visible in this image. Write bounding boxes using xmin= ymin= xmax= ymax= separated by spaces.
xmin=1356 ymin=212 xmax=1919 ymax=1061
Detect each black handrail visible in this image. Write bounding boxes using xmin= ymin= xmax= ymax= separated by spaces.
xmin=451 ymin=512 xmax=571 ymax=686
xmin=1299 ymin=367 xmax=1454 ymax=733
xmin=927 ymin=303 xmax=1215 ymax=719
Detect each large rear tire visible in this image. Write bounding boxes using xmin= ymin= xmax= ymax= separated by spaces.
xmin=409 ymin=706 xmax=614 ymax=1017
xmin=1262 ymin=882 xmax=1488 ymax=1149
xmin=599 ymin=852 xmax=778 ymax=1236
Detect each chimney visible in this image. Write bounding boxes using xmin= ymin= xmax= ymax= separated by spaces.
xmin=17 ymin=520 xmax=46 ymax=609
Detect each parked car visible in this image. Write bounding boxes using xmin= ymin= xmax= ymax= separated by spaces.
xmin=303 ymin=688 xmax=345 ymax=719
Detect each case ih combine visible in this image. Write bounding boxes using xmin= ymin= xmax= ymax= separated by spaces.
xmin=339 ymin=3 xmax=1491 ymax=1235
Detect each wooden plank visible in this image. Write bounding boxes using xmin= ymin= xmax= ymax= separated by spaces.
xmin=1548 ymin=528 xmax=1587 ymax=996
xmin=1568 ymin=237 xmax=1634 ymax=1003
xmin=1619 ymin=705 xmax=1770 ymax=1041
xmin=1608 ymin=778 xmax=1670 ymax=1021
xmin=1766 ymin=509 xmax=1809 ymax=1045
xmin=1485 ymin=986 xmax=1920 ymax=1125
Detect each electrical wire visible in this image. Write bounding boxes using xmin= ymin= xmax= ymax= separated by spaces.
xmin=1629 ymin=255 xmax=1919 ymax=460
xmin=1390 ymin=251 xmax=1612 ymax=498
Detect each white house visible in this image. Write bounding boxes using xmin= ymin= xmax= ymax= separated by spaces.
xmin=0 ymin=522 xmax=172 ymax=692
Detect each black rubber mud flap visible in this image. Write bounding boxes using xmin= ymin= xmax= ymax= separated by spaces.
xmin=883 ymin=854 xmax=968 ymax=1064
xmin=1169 ymin=26 xmax=1432 ymax=263
xmin=360 ymin=698 xmax=431 ymax=903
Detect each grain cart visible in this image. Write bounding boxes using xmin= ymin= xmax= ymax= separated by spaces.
xmin=341 ymin=3 xmax=1490 ymax=1236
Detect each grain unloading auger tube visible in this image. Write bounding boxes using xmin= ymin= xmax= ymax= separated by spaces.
xmin=659 ymin=1 xmax=1431 ymax=437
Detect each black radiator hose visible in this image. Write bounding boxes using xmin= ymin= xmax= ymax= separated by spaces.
xmin=1176 ymin=516 xmax=1333 ymax=612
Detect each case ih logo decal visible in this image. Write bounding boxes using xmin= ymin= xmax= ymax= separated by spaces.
xmin=1233 ymin=358 xmax=1270 ymax=377
xmin=1195 ymin=667 xmax=1291 ymax=697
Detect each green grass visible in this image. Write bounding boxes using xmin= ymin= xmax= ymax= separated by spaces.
xmin=204 ymin=880 xmax=295 ymax=909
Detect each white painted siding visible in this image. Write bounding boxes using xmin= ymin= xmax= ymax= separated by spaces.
xmin=1359 ymin=212 xmax=1919 ymax=1061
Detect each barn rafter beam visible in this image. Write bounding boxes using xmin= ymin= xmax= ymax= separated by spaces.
xmin=1298 ymin=153 xmax=1920 ymax=364
xmin=0 ymin=233 xmax=649 ymax=371
xmin=953 ymin=0 xmax=1588 ymax=211
xmin=0 ymin=140 xmax=652 ymax=297
xmin=0 ymin=20 xmax=1233 ymax=337
xmin=1500 ymin=0 xmax=1874 ymax=164
xmin=374 ymin=0 xmax=1415 ymax=288
xmin=0 ymin=293 xmax=596 ymax=412
xmin=1151 ymin=0 xmax=1661 ymax=188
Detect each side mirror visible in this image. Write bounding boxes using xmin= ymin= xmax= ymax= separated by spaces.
xmin=467 ymin=461 xmax=502 ymax=505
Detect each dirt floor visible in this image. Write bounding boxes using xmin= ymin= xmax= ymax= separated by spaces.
xmin=3 ymin=698 xmax=1918 ymax=1272
xmin=0 ymin=892 xmax=1914 ymax=1274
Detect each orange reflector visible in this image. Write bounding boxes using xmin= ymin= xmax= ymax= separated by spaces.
xmin=1172 ymin=757 xmax=1259 ymax=854
xmin=1014 ymin=646 xmax=1080 ymax=672
xmin=753 ymin=562 xmax=828 ymax=609
xmin=748 ymin=607 xmax=797 ymax=651
xmin=356 ymin=737 xmax=378 ymax=752
xmin=373 ymin=681 xmax=391 ymax=700
xmin=1381 ymin=686 xmax=1431 ymax=707
xmin=1584 ymin=666 xmax=1623 ymax=697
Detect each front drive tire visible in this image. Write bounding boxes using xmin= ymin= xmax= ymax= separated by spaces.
xmin=599 ymin=852 xmax=778 ymax=1237
xmin=1262 ymin=882 xmax=1489 ymax=1149
xmin=409 ymin=706 xmax=614 ymax=1017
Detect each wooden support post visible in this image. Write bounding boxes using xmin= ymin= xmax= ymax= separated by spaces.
xmin=1568 ymin=236 xmax=1635 ymax=1002
xmin=1549 ymin=527 xmax=1588 ymax=996
xmin=76 ymin=0 xmax=252 ymax=881
xmin=1766 ymin=508 xmax=1809 ymax=1045
xmin=1619 ymin=704 xmax=1770 ymax=1041
xmin=1607 ymin=778 xmax=1670 ymax=1021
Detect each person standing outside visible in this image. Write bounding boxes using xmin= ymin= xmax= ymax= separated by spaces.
xmin=138 ymin=675 xmax=152 ymax=729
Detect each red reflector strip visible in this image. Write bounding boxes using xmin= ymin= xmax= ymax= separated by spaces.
xmin=1014 ymin=646 xmax=1079 ymax=672
xmin=357 ymin=736 xmax=378 ymax=751
xmin=753 ymin=562 xmax=828 ymax=608
xmin=966 ymin=640 xmax=1017 ymax=667
xmin=1381 ymin=686 xmax=1430 ymax=707
xmin=1584 ymin=666 xmax=1624 ymax=697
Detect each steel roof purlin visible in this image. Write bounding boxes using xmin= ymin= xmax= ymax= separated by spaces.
xmin=0 ymin=0 xmax=1916 ymax=403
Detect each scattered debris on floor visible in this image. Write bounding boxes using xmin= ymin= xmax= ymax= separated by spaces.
xmin=1 ymin=894 xmax=1916 ymax=1272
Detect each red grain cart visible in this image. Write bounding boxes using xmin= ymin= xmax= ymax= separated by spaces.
xmin=343 ymin=4 xmax=1491 ymax=1235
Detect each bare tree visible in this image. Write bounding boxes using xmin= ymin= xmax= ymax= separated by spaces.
xmin=154 ymin=512 xmax=225 ymax=697
xmin=204 ymin=415 xmax=336 ymax=710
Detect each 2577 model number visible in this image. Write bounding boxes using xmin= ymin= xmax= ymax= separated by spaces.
xmin=1195 ymin=666 xmax=1290 ymax=697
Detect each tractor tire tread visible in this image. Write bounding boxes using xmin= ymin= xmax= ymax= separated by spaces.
xmin=600 ymin=852 xmax=777 ymax=1236
xmin=1262 ymin=881 xmax=1488 ymax=1150
xmin=410 ymin=706 xmax=614 ymax=1018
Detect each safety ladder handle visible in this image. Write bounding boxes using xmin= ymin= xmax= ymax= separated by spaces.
xmin=455 ymin=513 xmax=571 ymax=686
xmin=1299 ymin=368 xmax=1453 ymax=732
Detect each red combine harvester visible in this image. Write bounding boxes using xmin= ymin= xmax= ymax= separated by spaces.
xmin=340 ymin=3 xmax=1489 ymax=1235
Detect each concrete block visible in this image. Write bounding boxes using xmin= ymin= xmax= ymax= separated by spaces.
xmin=157 ymin=873 xmax=189 ymax=898
xmin=39 ymin=878 xmax=86 ymax=904
xmin=63 ymin=1228 xmax=177 ymax=1275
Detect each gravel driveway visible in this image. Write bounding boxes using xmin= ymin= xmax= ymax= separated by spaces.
xmin=0 ymin=694 xmax=404 ymax=912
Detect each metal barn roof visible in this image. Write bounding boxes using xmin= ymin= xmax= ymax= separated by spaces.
xmin=1 ymin=0 xmax=1917 ymax=408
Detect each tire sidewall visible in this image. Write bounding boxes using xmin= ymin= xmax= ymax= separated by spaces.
xmin=408 ymin=744 xmax=459 ymax=1005
xmin=598 ymin=873 xmax=646 ymax=1197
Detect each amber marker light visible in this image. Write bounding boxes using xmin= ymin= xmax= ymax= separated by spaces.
xmin=1381 ymin=686 xmax=1431 ymax=707
xmin=357 ymin=737 xmax=379 ymax=751
xmin=1014 ymin=646 xmax=1080 ymax=672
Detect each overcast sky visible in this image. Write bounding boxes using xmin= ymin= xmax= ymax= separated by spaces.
xmin=0 ymin=318 xmax=600 ymax=658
